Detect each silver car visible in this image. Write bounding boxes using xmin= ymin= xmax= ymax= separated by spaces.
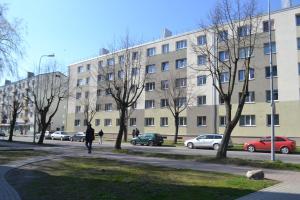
xmin=51 ymin=131 xmax=70 ymax=141
xmin=184 ymin=134 xmax=233 ymax=150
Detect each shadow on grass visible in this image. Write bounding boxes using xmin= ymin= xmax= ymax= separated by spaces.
xmin=6 ymin=157 xmax=275 ymax=200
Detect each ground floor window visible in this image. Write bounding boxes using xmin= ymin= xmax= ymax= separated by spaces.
xmin=160 ymin=117 xmax=168 ymax=127
xmin=179 ymin=117 xmax=187 ymax=126
xmin=197 ymin=116 xmax=207 ymax=126
xmin=145 ymin=118 xmax=155 ymax=126
xmin=266 ymin=114 xmax=280 ymax=126
xmin=239 ymin=115 xmax=256 ymax=126
xmin=104 ymin=119 xmax=112 ymax=126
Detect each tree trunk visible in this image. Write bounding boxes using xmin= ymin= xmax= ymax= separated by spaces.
xmin=174 ymin=113 xmax=179 ymax=144
xmin=216 ymin=124 xmax=234 ymax=159
xmin=8 ymin=113 xmax=17 ymax=142
xmin=123 ymin=109 xmax=128 ymax=142
xmin=37 ymin=113 xmax=47 ymax=144
xmin=115 ymin=107 xmax=126 ymax=149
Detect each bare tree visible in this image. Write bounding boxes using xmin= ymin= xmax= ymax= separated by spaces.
xmin=99 ymin=35 xmax=147 ymax=149
xmin=192 ymin=0 xmax=261 ymax=158
xmin=159 ymin=72 xmax=194 ymax=144
xmin=7 ymin=87 xmax=23 ymax=142
xmin=0 ymin=4 xmax=23 ymax=75
xmin=28 ymin=64 xmax=68 ymax=144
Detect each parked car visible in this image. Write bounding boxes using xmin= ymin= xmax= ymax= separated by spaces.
xmin=51 ymin=131 xmax=70 ymax=141
xmin=0 ymin=130 xmax=6 ymax=137
xmin=130 ymin=133 xmax=164 ymax=146
xmin=70 ymin=132 xmax=86 ymax=142
xmin=243 ymin=136 xmax=296 ymax=154
xmin=184 ymin=134 xmax=233 ymax=150
xmin=35 ymin=131 xmax=51 ymax=139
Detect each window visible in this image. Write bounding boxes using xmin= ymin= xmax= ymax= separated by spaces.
xmin=145 ymin=82 xmax=155 ymax=91
xmin=264 ymin=42 xmax=276 ymax=54
xmin=77 ymin=79 xmax=84 ymax=86
xmin=104 ymin=119 xmax=112 ymax=126
xmin=105 ymin=103 xmax=112 ymax=111
xmin=238 ymin=68 xmax=255 ymax=81
xmin=119 ymin=55 xmax=124 ymax=64
xmin=160 ymin=117 xmax=168 ymax=126
xmin=145 ymin=118 xmax=155 ymax=126
xmin=132 ymin=52 xmax=138 ymax=60
xmin=175 ymin=78 xmax=187 ymax=88
xmin=197 ymin=116 xmax=207 ymax=126
xmin=86 ymin=64 xmax=91 ymax=71
xmin=95 ymin=119 xmax=100 ymax=126
xmin=263 ymin=20 xmax=274 ymax=32
xmin=197 ymin=55 xmax=207 ymax=65
xmin=197 ymin=35 xmax=207 ymax=45
xmin=118 ymin=70 xmax=124 ymax=79
xmin=298 ymin=38 xmax=300 ymax=50
xmin=85 ymin=91 xmax=89 ymax=98
xmin=97 ymin=74 xmax=104 ymax=82
xmin=74 ymin=119 xmax=80 ymax=126
xmin=76 ymin=92 xmax=81 ymax=99
xmin=105 ymin=88 xmax=111 ymax=95
xmin=116 ymin=119 xmax=120 ymax=126
xmin=197 ymin=75 xmax=207 ymax=86
xmin=265 ymin=66 xmax=278 ymax=78
xmin=162 ymin=44 xmax=169 ymax=54
xmin=175 ymin=97 xmax=187 ymax=107
xmin=175 ymin=58 xmax=187 ymax=69
xmin=161 ymin=80 xmax=169 ymax=90
xmin=267 ymin=114 xmax=280 ymax=126
xmin=106 ymin=73 xmax=114 ymax=81
xmin=219 ymin=116 xmax=226 ymax=126
xmin=131 ymin=67 xmax=139 ymax=76
xmin=239 ymin=91 xmax=255 ymax=103
xmin=296 ymin=15 xmax=300 ymax=26
xmin=146 ymin=64 xmax=156 ymax=74
xmin=75 ymin=106 xmax=81 ymax=113
xmin=160 ymin=99 xmax=169 ymax=107
xmin=298 ymin=63 xmax=300 ymax=75
xmin=145 ymin=100 xmax=155 ymax=108
xmin=161 ymin=62 xmax=169 ymax=71
xmin=147 ymin=48 xmax=156 ymax=57
xmin=77 ymin=66 xmax=84 ymax=73
xmin=85 ymin=77 xmax=90 ymax=85
xmin=238 ymin=25 xmax=251 ymax=37
xmin=220 ymin=72 xmax=229 ymax=83
xmin=218 ymin=30 xmax=228 ymax=41
xmin=98 ymin=60 xmax=103 ymax=68
xmin=179 ymin=117 xmax=187 ymax=126
xmin=240 ymin=115 xmax=256 ymax=126
xmin=219 ymin=51 xmax=229 ymax=61
xmin=239 ymin=47 xmax=252 ymax=58
xmin=176 ymin=40 xmax=187 ymax=50
xmin=197 ymin=96 xmax=206 ymax=105
xmin=107 ymin=58 xmax=114 ymax=66
xmin=130 ymin=118 xmax=136 ymax=126
xmin=266 ymin=90 xmax=278 ymax=102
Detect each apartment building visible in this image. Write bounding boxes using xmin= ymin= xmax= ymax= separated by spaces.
xmin=67 ymin=5 xmax=300 ymax=141
xmin=0 ymin=72 xmax=67 ymax=134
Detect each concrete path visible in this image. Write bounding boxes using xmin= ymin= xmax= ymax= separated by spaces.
xmin=1 ymin=141 xmax=300 ymax=200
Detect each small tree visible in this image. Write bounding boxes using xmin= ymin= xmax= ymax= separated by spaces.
xmin=28 ymin=65 xmax=68 ymax=144
xmin=99 ymin=35 xmax=147 ymax=149
xmin=192 ymin=0 xmax=261 ymax=158
xmin=159 ymin=72 xmax=194 ymax=144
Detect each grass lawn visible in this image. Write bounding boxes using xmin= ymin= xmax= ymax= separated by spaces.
xmin=0 ymin=150 xmax=49 ymax=164
xmin=7 ymin=157 xmax=275 ymax=200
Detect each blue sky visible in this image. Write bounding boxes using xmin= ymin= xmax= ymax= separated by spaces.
xmin=2 ymin=0 xmax=300 ymax=81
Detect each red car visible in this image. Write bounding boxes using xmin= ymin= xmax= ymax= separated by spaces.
xmin=243 ymin=136 xmax=296 ymax=154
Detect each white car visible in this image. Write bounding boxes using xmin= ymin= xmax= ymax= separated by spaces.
xmin=51 ymin=131 xmax=70 ymax=141
xmin=184 ymin=134 xmax=233 ymax=150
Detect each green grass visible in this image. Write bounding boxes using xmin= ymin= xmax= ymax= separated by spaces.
xmin=7 ymin=157 xmax=275 ymax=200
xmin=113 ymin=149 xmax=300 ymax=171
xmin=0 ymin=150 xmax=50 ymax=164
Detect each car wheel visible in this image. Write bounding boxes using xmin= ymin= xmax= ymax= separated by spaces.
xmin=80 ymin=138 xmax=84 ymax=142
xmin=131 ymin=140 xmax=136 ymax=145
xmin=148 ymin=141 xmax=154 ymax=146
xmin=187 ymin=142 xmax=194 ymax=149
xmin=280 ymin=146 xmax=290 ymax=154
xmin=70 ymin=138 xmax=73 ymax=142
xmin=61 ymin=137 xmax=63 ymax=141
xmin=51 ymin=137 xmax=54 ymax=140
xmin=213 ymin=143 xmax=220 ymax=150
xmin=247 ymin=145 xmax=255 ymax=152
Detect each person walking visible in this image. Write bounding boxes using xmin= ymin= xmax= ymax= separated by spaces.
xmin=135 ymin=128 xmax=140 ymax=137
xmin=132 ymin=129 xmax=136 ymax=138
xmin=85 ymin=123 xmax=95 ymax=153
xmin=98 ymin=129 xmax=104 ymax=144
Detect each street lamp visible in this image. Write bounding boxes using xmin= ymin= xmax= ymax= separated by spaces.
xmin=33 ymin=54 xmax=55 ymax=143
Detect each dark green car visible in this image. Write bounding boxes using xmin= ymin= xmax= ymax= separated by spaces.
xmin=131 ymin=133 xmax=164 ymax=146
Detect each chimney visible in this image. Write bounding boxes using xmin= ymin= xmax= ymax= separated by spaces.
xmin=162 ymin=28 xmax=172 ymax=38
xmin=281 ymin=0 xmax=292 ymax=9
xmin=27 ymin=72 xmax=34 ymax=78
xmin=4 ymin=80 xmax=11 ymax=85
xmin=99 ymin=48 xmax=109 ymax=56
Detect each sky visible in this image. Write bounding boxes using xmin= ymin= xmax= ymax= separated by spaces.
xmin=2 ymin=0 xmax=300 ymax=82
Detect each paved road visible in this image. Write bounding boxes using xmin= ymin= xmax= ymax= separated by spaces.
xmin=9 ymin=135 xmax=300 ymax=164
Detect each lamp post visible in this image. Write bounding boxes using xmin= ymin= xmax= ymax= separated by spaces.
xmin=33 ymin=54 xmax=55 ymax=143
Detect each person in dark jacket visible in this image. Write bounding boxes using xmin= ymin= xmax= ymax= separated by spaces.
xmin=132 ymin=129 xmax=136 ymax=138
xmin=135 ymin=128 xmax=140 ymax=137
xmin=85 ymin=123 xmax=95 ymax=153
xmin=98 ymin=129 xmax=104 ymax=144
